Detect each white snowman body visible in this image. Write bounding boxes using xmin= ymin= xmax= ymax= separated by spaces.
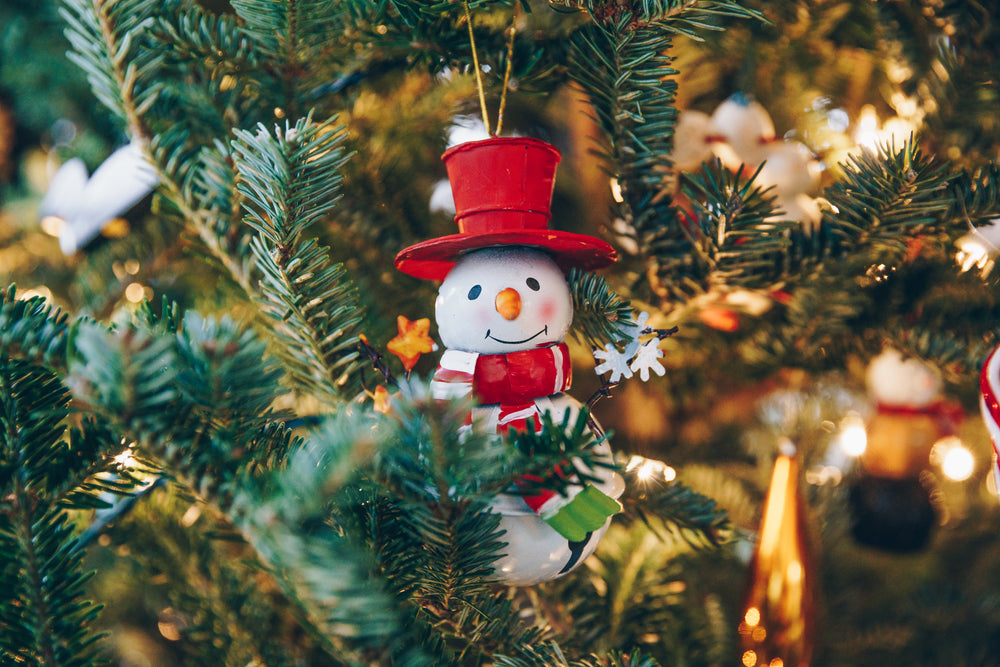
xmin=434 ymin=246 xmax=624 ymax=585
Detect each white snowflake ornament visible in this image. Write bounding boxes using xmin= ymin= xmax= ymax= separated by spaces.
xmin=593 ymin=311 xmax=668 ymax=383
xmin=594 ymin=344 xmax=634 ymax=382
xmin=630 ymin=338 xmax=666 ymax=381
xmin=594 ymin=311 xmax=650 ymax=382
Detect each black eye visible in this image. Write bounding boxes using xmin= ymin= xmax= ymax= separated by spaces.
xmin=526 ymin=277 xmax=540 ymax=291
xmin=467 ymin=284 xmax=482 ymax=300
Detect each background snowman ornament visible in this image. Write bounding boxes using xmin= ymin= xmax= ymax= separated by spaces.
xmin=670 ymin=93 xmax=824 ymax=233
xmin=395 ymin=137 xmax=627 ymax=585
xmin=848 ymin=348 xmax=963 ymax=552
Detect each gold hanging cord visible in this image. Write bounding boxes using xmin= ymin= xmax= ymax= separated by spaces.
xmin=463 ymin=2 xmax=520 ymax=137
xmin=495 ymin=3 xmax=519 ymax=136
xmin=464 ymin=1 xmax=491 ymax=135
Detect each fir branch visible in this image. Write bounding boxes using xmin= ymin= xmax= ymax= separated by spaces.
xmin=360 ymin=384 xmax=584 ymax=664
xmin=61 ymin=0 xmax=255 ymax=292
xmin=568 ymin=16 xmax=678 ymax=191
xmin=48 ymin=420 xmax=150 ymax=512
xmin=619 ymin=465 xmax=731 ymax=550
xmin=824 ymin=140 xmax=952 ymax=256
xmin=153 ymin=6 xmax=258 ymax=82
xmin=568 ymin=268 xmax=636 ymax=348
xmin=230 ymin=0 xmax=338 ymax=116
xmin=372 ymin=379 xmax=510 ymax=506
xmin=59 ymin=0 xmax=163 ymax=136
xmin=889 ymin=329 xmax=995 ymax=381
xmin=492 ymin=641 xmax=585 ymax=667
xmin=0 ymin=287 xmax=71 ymax=374
xmin=0 ymin=289 xmax=150 ymax=509
xmin=67 ymin=319 xmax=184 ymax=444
xmin=174 ymin=311 xmax=284 ymax=424
xmin=556 ymin=0 xmax=761 ymax=30
xmin=231 ymin=414 xmax=407 ymax=658
xmin=65 ymin=309 xmax=294 ymax=502
xmin=64 ymin=312 xmax=404 ymax=656
xmin=0 ymin=359 xmax=105 ymax=666
xmin=567 ymin=14 xmax=685 ymax=301
xmin=0 ymin=505 xmax=104 ymax=667
xmin=676 ymin=160 xmax=791 ymax=291
xmin=566 ymin=4 xmax=768 ymax=303
xmin=948 ymin=162 xmax=1000 ymax=228
xmin=503 ymin=410 xmax=619 ymax=497
xmin=233 ymin=117 xmax=365 ymax=404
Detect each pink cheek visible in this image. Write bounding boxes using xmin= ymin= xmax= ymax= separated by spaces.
xmin=538 ymin=299 xmax=557 ymax=322
xmin=475 ymin=306 xmax=494 ymax=327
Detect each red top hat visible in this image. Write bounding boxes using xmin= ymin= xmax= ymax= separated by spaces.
xmin=395 ymin=137 xmax=617 ymax=281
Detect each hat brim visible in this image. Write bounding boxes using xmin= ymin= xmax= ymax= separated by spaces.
xmin=395 ymin=230 xmax=617 ymax=281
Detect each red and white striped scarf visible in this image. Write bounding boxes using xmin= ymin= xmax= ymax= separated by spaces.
xmin=431 ymin=343 xmax=571 ymax=432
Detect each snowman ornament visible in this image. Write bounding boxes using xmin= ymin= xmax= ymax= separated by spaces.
xmin=396 ymin=137 xmax=625 ymax=585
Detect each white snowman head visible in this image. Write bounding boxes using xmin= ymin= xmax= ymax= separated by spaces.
xmin=435 ymin=246 xmax=573 ymax=355
xmin=866 ymin=348 xmax=942 ymax=408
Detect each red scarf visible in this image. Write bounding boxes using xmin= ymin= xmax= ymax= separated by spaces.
xmin=876 ymin=400 xmax=964 ymax=435
xmin=432 ymin=343 xmax=573 ymax=515
xmin=431 ymin=343 xmax=571 ymax=432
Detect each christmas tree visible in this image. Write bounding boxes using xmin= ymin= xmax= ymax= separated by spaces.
xmin=3 ymin=1 xmax=1000 ymax=665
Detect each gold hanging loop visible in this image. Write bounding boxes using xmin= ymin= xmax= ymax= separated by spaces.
xmin=464 ymin=1 xmax=491 ymax=135
xmin=495 ymin=3 xmax=520 ymax=137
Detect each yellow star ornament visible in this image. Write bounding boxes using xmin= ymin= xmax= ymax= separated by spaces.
xmin=386 ymin=315 xmax=435 ymax=372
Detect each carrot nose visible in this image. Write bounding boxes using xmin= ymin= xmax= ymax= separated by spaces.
xmin=495 ymin=288 xmax=521 ymax=320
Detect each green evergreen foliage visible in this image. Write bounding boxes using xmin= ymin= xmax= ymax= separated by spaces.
xmin=233 ymin=117 xmax=365 ymax=403
xmin=568 ymin=268 xmax=637 ymax=348
xmin=0 ymin=346 xmax=140 ymax=664
xmin=674 ymin=160 xmax=792 ymax=294
xmin=0 ymin=288 xmax=71 ymax=371
xmin=3 ymin=0 xmax=1000 ymax=664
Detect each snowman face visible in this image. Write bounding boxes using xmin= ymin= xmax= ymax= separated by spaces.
xmin=435 ymin=247 xmax=573 ymax=354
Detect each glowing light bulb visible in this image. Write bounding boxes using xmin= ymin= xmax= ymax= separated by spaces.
xmin=637 ymin=460 xmax=659 ymax=481
xmin=125 ymin=282 xmax=146 ymax=303
xmin=836 ymin=412 xmax=867 ymax=457
xmin=610 ymin=177 xmax=624 ymax=203
xmin=626 ymin=455 xmax=677 ymax=482
xmin=113 ymin=447 xmax=136 ymax=469
xmin=956 ymin=224 xmax=1000 ymax=277
xmin=41 ymin=215 xmax=66 ymax=236
xmin=18 ymin=286 xmax=53 ymax=302
xmin=934 ymin=438 xmax=975 ymax=481
xmin=855 ymin=106 xmax=881 ymax=151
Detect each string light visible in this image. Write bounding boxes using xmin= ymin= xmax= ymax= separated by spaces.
xmin=931 ymin=436 xmax=975 ymax=482
xmin=955 ymin=222 xmax=1000 ymax=278
xmin=610 ymin=177 xmax=624 ymax=203
xmin=625 ymin=455 xmax=677 ymax=482
xmin=854 ymin=106 xmax=881 ymax=150
xmin=40 ymin=215 xmax=65 ymax=236
xmin=113 ymin=444 xmax=136 ymax=469
xmin=853 ymin=104 xmax=918 ymax=153
xmin=834 ymin=412 xmax=867 ymax=457
xmin=125 ymin=282 xmax=147 ymax=303
xmin=18 ymin=286 xmax=53 ymax=302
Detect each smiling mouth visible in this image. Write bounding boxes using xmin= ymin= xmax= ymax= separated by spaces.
xmin=485 ymin=325 xmax=548 ymax=345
